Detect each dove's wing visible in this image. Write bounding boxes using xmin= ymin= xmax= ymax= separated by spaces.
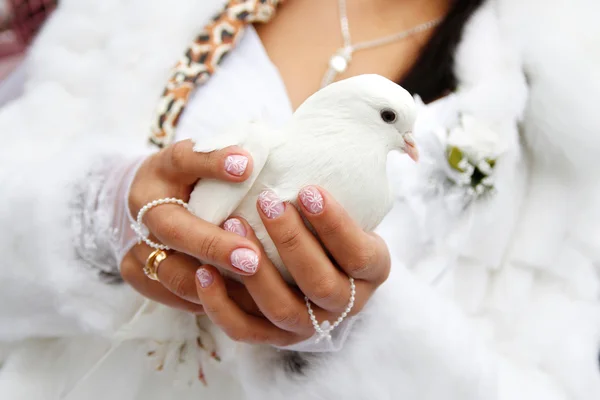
xmin=188 ymin=121 xmax=276 ymax=225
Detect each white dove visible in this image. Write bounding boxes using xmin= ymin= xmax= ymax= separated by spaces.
xmin=189 ymin=74 xmax=418 ymax=283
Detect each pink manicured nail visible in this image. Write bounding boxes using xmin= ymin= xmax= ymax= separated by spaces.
xmin=196 ymin=268 xmax=213 ymax=288
xmin=224 ymin=155 xmax=248 ymax=176
xmin=223 ymin=218 xmax=246 ymax=237
xmin=230 ymin=248 xmax=259 ymax=274
xmin=299 ymin=186 xmax=324 ymax=214
xmin=258 ymin=189 xmax=284 ymax=219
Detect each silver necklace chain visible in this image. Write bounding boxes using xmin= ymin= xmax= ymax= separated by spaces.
xmin=321 ymin=0 xmax=443 ymax=88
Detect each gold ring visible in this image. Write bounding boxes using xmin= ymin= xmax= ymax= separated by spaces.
xmin=144 ymin=249 xmax=170 ymax=281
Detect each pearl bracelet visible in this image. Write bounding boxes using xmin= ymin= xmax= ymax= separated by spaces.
xmin=131 ymin=198 xmax=190 ymax=250
xmin=306 ymin=277 xmax=356 ymax=343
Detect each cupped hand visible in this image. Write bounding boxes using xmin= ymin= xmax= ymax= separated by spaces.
xmin=120 ymin=139 xmax=263 ymax=313
xmin=194 ymin=187 xmax=392 ymax=346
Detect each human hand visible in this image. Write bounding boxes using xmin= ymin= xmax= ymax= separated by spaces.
xmin=120 ymin=139 xmax=264 ymax=314
xmin=194 ymin=187 xmax=392 ymax=346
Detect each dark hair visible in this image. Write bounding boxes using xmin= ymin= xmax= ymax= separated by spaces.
xmin=400 ymin=0 xmax=486 ymax=104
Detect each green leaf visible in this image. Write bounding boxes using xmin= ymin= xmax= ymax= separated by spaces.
xmin=447 ymin=146 xmax=466 ymax=172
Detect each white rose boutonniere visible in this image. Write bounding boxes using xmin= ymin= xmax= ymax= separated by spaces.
xmin=441 ymin=113 xmax=508 ymax=197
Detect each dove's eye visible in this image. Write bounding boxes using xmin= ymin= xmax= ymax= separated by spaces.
xmin=380 ymin=109 xmax=397 ymax=124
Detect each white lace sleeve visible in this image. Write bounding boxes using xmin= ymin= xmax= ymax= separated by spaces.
xmin=71 ymin=156 xmax=144 ymax=281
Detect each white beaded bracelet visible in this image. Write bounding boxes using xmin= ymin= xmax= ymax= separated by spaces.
xmin=131 ymin=198 xmax=190 ymax=250
xmin=306 ymin=277 xmax=355 ymax=343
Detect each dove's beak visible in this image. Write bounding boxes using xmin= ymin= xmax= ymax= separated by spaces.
xmin=403 ymin=133 xmax=419 ymax=162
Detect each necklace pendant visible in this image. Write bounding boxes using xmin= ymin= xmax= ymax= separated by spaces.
xmin=328 ymin=47 xmax=352 ymax=73
xmin=321 ymin=47 xmax=352 ymax=88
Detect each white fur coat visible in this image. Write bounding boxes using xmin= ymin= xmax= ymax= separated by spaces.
xmin=0 ymin=0 xmax=599 ymax=399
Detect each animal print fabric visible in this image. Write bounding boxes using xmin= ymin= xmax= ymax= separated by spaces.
xmin=149 ymin=0 xmax=283 ymax=148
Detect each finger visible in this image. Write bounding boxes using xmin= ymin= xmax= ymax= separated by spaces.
xmin=131 ymin=244 xmax=262 ymax=315
xmin=131 ymin=245 xmax=201 ymax=304
xmin=159 ymin=139 xmax=253 ymax=184
xmin=143 ymin=205 xmax=262 ymax=276
xmin=120 ymin=251 xmax=204 ymax=314
xmin=256 ymin=190 xmax=352 ymax=313
xmin=223 ymin=218 xmax=322 ymax=336
xmin=297 ymin=186 xmax=391 ymax=284
xmin=223 ymin=278 xmax=264 ymax=317
xmin=195 ymin=264 xmax=300 ymax=347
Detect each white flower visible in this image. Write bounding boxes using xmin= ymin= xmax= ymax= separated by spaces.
xmin=446 ymin=114 xmax=507 ymax=162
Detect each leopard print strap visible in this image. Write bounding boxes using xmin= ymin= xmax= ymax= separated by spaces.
xmin=149 ymin=0 xmax=284 ymax=148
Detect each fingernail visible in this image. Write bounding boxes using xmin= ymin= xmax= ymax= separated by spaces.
xmin=223 ymin=218 xmax=246 ymax=237
xmin=230 ymin=248 xmax=259 ymax=274
xmin=258 ymin=189 xmax=284 ymax=219
xmin=224 ymin=155 xmax=248 ymax=176
xmin=299 ymin=186 xmax=324 ymax=214
xmin=196 ymin=268 xmax=214 ymax=288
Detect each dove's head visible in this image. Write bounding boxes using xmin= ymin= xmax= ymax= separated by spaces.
xmin=293 ymin=74 xmax=419 ymax=161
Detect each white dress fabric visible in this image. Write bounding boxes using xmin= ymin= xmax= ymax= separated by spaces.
xmin=0 ymin=0 xmax=599 ymax=399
